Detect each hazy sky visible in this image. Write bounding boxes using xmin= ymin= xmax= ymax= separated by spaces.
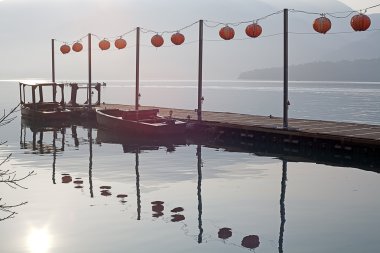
xmin=0 ymin=0 xmax=379 ymax=80
xmin=338 ymin=0 xmax=380 ymax=12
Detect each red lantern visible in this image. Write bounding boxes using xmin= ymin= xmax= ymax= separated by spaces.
xmin=313 ymin=16 xmax=332 ymax=34
xmin=99 ymin=39 xmax=110 ymax=50
xmin=114 ymin=38 xmax=127 ymax=49
xmin=60 ymin=44 xmax=71 ymax=54
xmin=219 ymin=26 xmax=235 ymax=40
xmin=351 ymin=14 xmax=371 ymax=31
xmin=171 ymin=32 xmax=185 ymax=45
xmin=245 ymin=23 xmax=262 ymax=38
xmin=151 ymin=34 xmax=164 ymax=47
xmin=72 ymin=42 xmax=83 ymax=52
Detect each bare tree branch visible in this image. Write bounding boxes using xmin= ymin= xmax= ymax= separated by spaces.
xmin=0 ymin=104 xmax=33 ymax=221
xmin=0 ymin=104 xmax=20 ymax=126
xmin=0 ymin=170 xmax=35 ymax=189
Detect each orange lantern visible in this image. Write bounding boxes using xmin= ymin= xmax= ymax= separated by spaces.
xmin=99 ymin=39 xmax=110 ymax=50
xmin=219 ymin=26 xmax=235 ymax=40
xmin=115 ymin=38 xmax=127 ymax=49
xmin=151 ymin=34 xmax=164 ymax=47
xmin=313 ymin=16 xmax=331 ymax=34
xmin=72 ymin=42 xmax=83 ymax=52
xmin=245 ymin=23 xmax=262 ymax=38
xmin=171 ymin=32 xmax=185 ymax=45
xmin=60 ymin=44 xmax=71 ymax=54
xmin=351 ymin=13 xmax=371 ymax=31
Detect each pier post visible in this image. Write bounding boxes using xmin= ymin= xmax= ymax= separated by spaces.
xmin=51 ymin=39 xmax=56 ymax=102
xmin=88 ymin=33 xmax=92 ymax=110
xmin=283 ymin=9 xmax=289 ymax=128
xmin=51 ymin=39 xmax=57 ymax=102
xmin=51 ymin=39 xmax=55 ymax=83
xmin=197 ymin=20 xmax=204 ymax=122
xmin=135 ymin=27 xmax=141 ymax=111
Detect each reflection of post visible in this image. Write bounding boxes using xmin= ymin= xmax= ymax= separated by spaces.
xmin=135 ymin=149 xmax=141 ymax=220
xmin=61 ymin=128 xmax=65 ymax=151
xmin=39 ymin=131 xmax=44 ymax=154
xmin=196 ymin=145 xmax=203 ymax=243
xmin=72 ymin=125 xmax=79 ymax=147
xmin=52 ymin=130 xmax=57 ymax=184
xmin=32 ymin=131 xmax=36 ymax=150
xmin=88 ymin=128 xmax=94 ymax=198
xmin=279 ymin=160 xmax=287 ymax=253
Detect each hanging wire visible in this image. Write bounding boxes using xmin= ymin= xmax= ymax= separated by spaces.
xmin=290 ymin=2 xmax=380 ymax=18
xmin=204 ymin=9 xmax=284 ymax=28
xmin=141 ymin=20 xmax=199 ymax=35
xmin=362 ymin=2 xmax=380 ymax=12
xmin=56 ymin=2 xmax=380 ymax=47
xmin=161 ymin=40 xmax=199 ymax=48
xmin=92 ymin=28 xmax=137 ymax=41
xmin=54 ymin=34 xmax=88 ymax=45
xmin=289 ymin=28 xmax=380 ymax=35
xmin=204 ymin=32 xmax=283 ymax=42
xmin=326 ymin=12 xmax=356 ymax=19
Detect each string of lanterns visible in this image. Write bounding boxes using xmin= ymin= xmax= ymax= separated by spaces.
xmin=313 ymin=13 xmax=371 ymax=34
xmin=59 ymin=4 xmax=379 ymax=54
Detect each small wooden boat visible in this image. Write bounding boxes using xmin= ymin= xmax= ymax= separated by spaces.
xmin=96 ymin=108 xmax=187 ymax=135
xmin=19 ymin=82 xmax=71 ymax=122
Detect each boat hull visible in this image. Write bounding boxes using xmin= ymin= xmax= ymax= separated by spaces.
xmin=96 ymin=109 xmax=187 ymax=136
xmin=21 ymin=104 xmax=71 ymax=122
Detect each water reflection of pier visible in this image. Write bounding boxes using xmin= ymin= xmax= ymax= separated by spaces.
xmin=106 ymin=139 xmax=264 ymax=250
xmin=21 ymin=120 xmax=359 ymax=252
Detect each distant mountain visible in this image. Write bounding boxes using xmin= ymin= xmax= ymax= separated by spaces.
xmin=239 ymin=58 xmax=380 ymax=82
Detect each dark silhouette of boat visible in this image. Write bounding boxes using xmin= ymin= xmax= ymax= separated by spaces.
xmin=19 ymin=82 xmax=71 ymax=122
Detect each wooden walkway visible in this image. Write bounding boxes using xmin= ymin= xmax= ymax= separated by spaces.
xmin=100 ymin=104 xmax=380 ymax=148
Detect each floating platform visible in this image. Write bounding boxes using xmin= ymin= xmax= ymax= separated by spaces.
xmin=100 ymin=104 xmax=380 ymax=157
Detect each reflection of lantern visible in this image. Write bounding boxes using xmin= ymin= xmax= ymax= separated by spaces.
xmin=171 ymin=214 xmax=185 ymax=222
xmin=171 ymin=207 xmax=184 ymax=213
xmin=61 ymin=175 xmax=72 ymax=183
xmin=218 ymin=228 xmax=232 ymax=240
xmin=241 ymin=235 xmax=260 ymax=249
xmin=245 ymin=23 xmax=262 ymax=38
xmin=99 ymin=39 xmax=111 ymax=50
xmin=60 ymin=44 xmax=71 ymax=54
xmin=151 ymin=34 xmax=164 ymax=47
xmin=313 ymin=16 xmax=331 ymax=34
xmin=72 ymin=42 xmax=83 ymax=52
xmin=152 ymin=204 xmax=164 ymax=212
xmin=351 ymin=14 xmax=371 ymax=31
xmin=115 ymin=38 xmax=127 ymax=49
xmin=219 ymin=26 xmax=235 ymax=40
xmin=171 ymin=32 xmax=185 ymax=45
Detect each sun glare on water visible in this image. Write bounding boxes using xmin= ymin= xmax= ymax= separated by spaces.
xmin=27 ymin=228 xmax=52 ymax=253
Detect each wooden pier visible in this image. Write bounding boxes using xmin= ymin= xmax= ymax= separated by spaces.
xmin=100 ymin=103 xmax=380 ymax=156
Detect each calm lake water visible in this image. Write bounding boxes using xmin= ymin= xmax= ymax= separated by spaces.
xmin=0 ymin=80 xmax=380 ymax=253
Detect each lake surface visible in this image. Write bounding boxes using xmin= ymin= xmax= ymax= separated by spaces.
xmin=1 ymin=80 xmax=380 ymax=253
